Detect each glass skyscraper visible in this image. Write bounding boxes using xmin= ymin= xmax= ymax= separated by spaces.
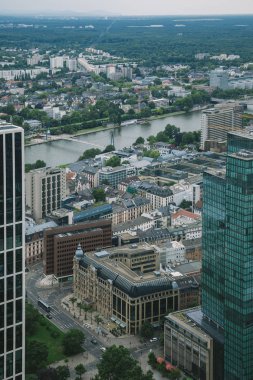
xmin=202 ymin=131 xmax=253 ymax=380
xmin=0 ymin=124 xmax=25 ymax=379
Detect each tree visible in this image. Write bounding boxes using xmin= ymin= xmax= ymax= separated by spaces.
xmin=79 ymin=148 xmax=101 ymax=160
xmin=94 ymin=314 xmax=103 ymax=326
xmin=69 ymin=296 xmax=77 ymax=310
xmin=133 ymin=136 xmax=145 ymax=145
xmin=140 ymin=322 xmax=154 ymax=340
xmin=105 ymin=156 xmax=121 ymax=167
xmin=62 ymin=329 xmax=85 ymax=356
xmin=103 ymin=144 xmax=115 ymax=153
xmin=94 ymin=345 xmax=154 ymax=380
xmin=179 ymin=199 xmax=192 ymax=210
xmin=169 ymin=368 xmax=181 ymax=380
xmin=92 ymin=188 xmax=106 ymax=202
xmin=25 ymin=303 xmax=40 ymax=335
xmin=55 ymin=365 xmax=70 ymax=380
xmin=37 ymin=368 xmax=58 ymax=380
xmin=75 ymin=364 xmax=86 ymax=380
xmin=143 ymin=149 xmax=160 ymax=159
xmin=26 ymin=340 xmax=48 ymax=373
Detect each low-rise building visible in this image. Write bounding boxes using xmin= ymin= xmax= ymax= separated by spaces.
xmin=153 ymin=240 xmax=186 ymax=267
xmin=164 ymin=307 xmax=224 ymax=380
xmin=171 ymin=209 xmax=201 ymax=227
xmin=112 ymin=215 xmax=154 ymax=236
xmin=111 ymin=197 xmax=151 ymax=226
xmin=25 ymin=220 xmax=57 ymax=265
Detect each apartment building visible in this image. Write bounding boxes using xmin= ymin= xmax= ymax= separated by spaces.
xmin=200 ymin=103 xmax=243 ymax=150
xmin=25 ymin=167 xmax=66 ymax=222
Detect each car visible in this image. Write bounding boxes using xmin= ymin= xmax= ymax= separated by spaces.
xmin=100 ymin=346 xmax=106 ymax=352
xmin=46 ymin=314 xmax=52 ymax=319
xmin=91 ymin=339 xmax=97 ymax=345
xmin=150 ymin=337 xmax=158 ymax=343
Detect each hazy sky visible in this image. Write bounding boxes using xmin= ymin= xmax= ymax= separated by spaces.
xmin=2 ymin=0 xmax=253 ymax=15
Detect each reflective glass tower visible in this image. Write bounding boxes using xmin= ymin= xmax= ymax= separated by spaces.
xmin=202 ymin=131 xmax=253 ymax=380
xmin=0 ymin=124 xmax=25 ymax=379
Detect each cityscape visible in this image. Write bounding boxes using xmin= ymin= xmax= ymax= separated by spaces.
xmin=1 ymin=1 xmax=253 ymax=380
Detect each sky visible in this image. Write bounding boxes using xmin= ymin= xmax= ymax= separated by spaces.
xmin=2 ymin=0 xmax=253 ymax=16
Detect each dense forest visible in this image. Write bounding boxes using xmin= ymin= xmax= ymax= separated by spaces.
xmin=1 ymin=15 xmax=253 ymax=65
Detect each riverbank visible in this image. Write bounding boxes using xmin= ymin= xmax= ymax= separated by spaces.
xmin=25 ymin=109 xmax=197 ymax=147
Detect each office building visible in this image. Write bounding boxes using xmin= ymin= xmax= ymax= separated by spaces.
xmin=165 ymin=130 xmax=253 ymax=380
xmin=209 ymin=68 xmax=228 ymax=90
xmin=202 ymin=130 xmax=253 ymax=379
xmin=201 ymin=103 xmax=243 ymax=150
xmin=43 ymin=219 xmax=112 ymax=280
xmin=73 ymin=245 xmax=200 ymax=334
xmin=98 ymin=166 xmax=135 ymax=189
xmin=25 ymin=220 xmax=57 ymax=266
xmin=0 ymin=123 xmax=25 ymax=379
xmin=25 ymin=167 xmax=66 ymax=222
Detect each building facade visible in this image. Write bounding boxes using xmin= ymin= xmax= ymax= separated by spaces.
xmin=43 ymin=219 xmax=112 ymax=279
xmin=25 ymin=167 xmax=66 ymax=222
xmin=73 ymin=246 xmax=200 ymax=335
xmin=0 ymin=124 xmax=25 ymax=379
xmin=202 ymin=131 xmax=253 ymax=380
xmin=200 ymin=104 xmax=243 ymax=150
xmin=25 ymin=220 xmax=57 ymax=266
xmin=209 ymin=69 xmax=228 ymax=90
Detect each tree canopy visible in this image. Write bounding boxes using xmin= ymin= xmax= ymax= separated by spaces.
xmin=94 ymin=345 xmax=154 ymax=380
xmin=62 ymin=329 xmax=85 ymax=356
xmin=105 ymin=155 xmax=121 ymax=167
xmin=92 ymin=188 xmax=106 ymax=202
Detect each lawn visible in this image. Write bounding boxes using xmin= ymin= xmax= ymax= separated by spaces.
xmin=27 ymin=316 xmax=67 ymax=364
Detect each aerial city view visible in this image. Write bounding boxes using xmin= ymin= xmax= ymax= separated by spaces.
xmin=1 ymin=0 xmax=253 ymax=379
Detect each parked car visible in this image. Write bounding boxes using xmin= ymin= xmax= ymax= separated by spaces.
xmin=150 ymin=337 xmax=158 ymax=343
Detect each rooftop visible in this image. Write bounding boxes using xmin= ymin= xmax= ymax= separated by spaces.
xmin=79 ymin=251 xmax=199 ymax=298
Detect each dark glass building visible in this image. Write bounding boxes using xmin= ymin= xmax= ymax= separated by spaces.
xmin=0 ymin=124 xmax=25 ymax=379
xmin=202 ymin=130 xmax=253 ymax=380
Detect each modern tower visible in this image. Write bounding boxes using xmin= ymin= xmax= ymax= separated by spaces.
xmin=202 ymin=130 xmax=253 ymax=379
xmin=0 ymin=123 xmax=25 ymax=379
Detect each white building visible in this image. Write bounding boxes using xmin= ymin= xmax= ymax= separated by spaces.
xmin=171 ymin=183 xmax=193 ymax=206
xmin=25 ymin=167 xmax=66 ymax=222
xmin=50 ymin=56 xmax=64 ymax=69
xmin=153 ymin=240 xmax=186 ymax=266
xmin=209 ymin=68 xmax=228 ymax=90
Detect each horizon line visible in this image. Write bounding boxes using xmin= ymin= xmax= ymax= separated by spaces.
xmin=0 ymin=12 xmax=253 ymax=17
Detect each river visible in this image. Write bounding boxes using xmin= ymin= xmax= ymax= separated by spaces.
xmin=25 ymin=110 xmax=202 ymax=167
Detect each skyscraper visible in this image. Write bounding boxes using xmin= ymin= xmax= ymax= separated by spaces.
xmin=202 ymin=130 xmax=253 ymax=379
xmin=164 ymin=129 xmax=253 ymax=380
xmin=0 ymin=123 xmax=25 ymax=379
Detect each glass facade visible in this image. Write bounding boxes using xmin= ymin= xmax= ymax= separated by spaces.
xmin=0 ymin=125 xmax=25 ymax=380
xmin=202 ymin=132 xmax=253 ymax=380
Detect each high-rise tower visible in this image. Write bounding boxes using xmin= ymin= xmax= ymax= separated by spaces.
xmin=202 ymin=130 xmax=253 ymax=380
xmin=0 ymin=123 xmax=25 ymax=379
